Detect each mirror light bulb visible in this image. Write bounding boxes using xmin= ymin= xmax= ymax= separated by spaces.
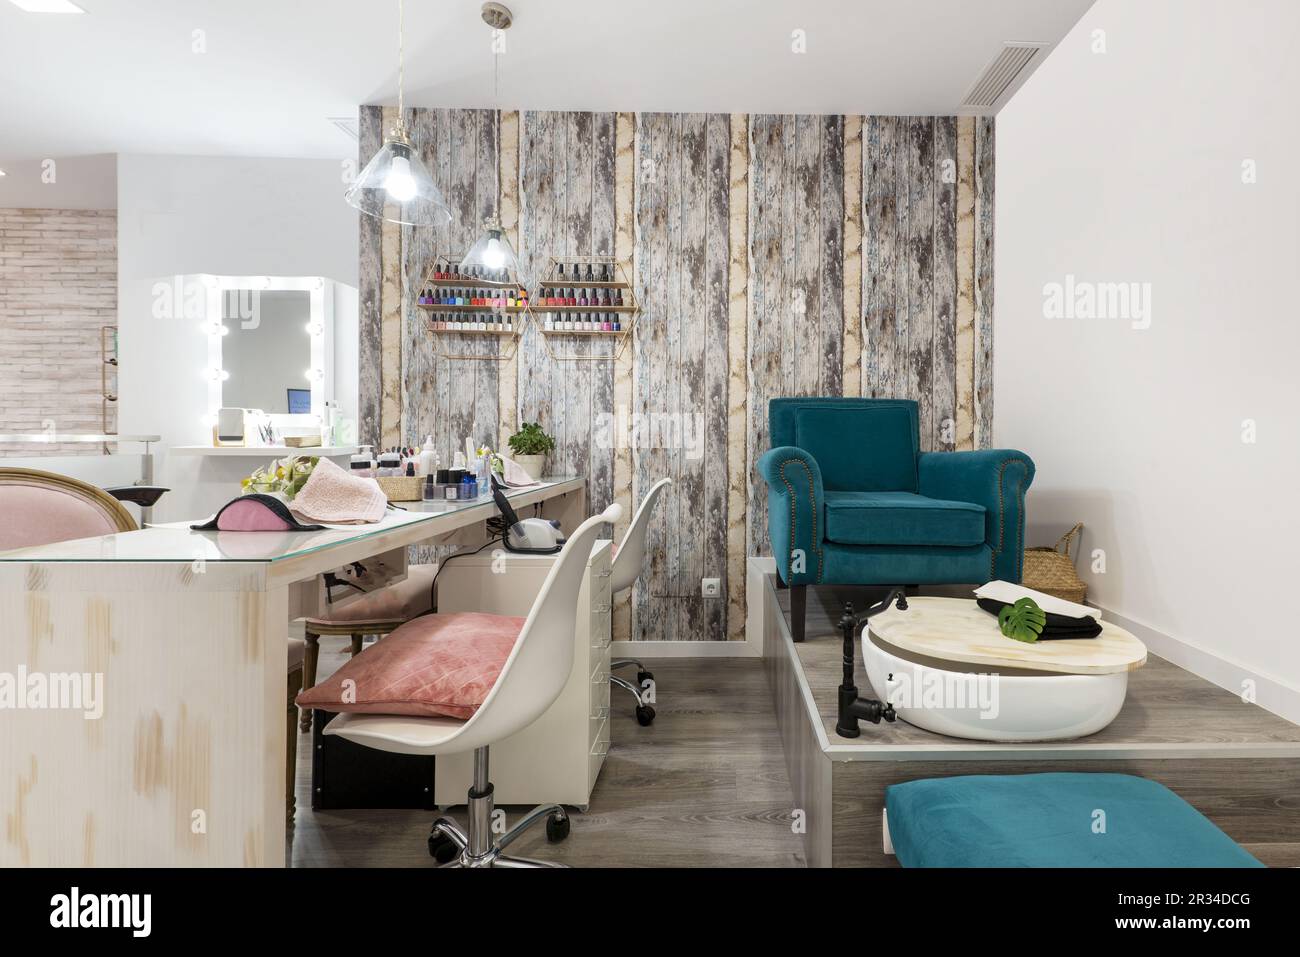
xmin=385 ymin=155 xmax=417 ymax=202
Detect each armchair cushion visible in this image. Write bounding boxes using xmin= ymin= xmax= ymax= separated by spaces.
xmin=791 ymin=403 xmax=918 ymax=492
xmin=824 ymin=491 xmax=985 ymax=547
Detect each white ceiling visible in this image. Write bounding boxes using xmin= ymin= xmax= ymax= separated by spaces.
xmin=0 ymin=0 xmax=1094 ymax=162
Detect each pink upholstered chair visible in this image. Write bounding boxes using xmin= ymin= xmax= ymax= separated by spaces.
xmin=0 ymin=467 xmax=137 ymax=548
xmin=0 ymin=467 xmax=305 ymax=824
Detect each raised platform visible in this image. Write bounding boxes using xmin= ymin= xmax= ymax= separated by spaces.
xmin=752 ymin=562 xmax=1300 ymax=867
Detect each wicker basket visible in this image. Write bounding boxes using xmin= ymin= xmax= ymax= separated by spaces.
xmin=1022 ymin=522 xmax=1087 ymax=603
xmin=375 ymin=474 xmax=422 ymax=503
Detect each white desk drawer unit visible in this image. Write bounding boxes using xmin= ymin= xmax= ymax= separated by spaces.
xmin=434 ymin=539 xmax=613 ymax=809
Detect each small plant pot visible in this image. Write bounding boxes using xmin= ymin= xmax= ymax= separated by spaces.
xmin=514 ymin=454 xmax=546 ymax=481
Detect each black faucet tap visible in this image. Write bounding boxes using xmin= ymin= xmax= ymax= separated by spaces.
xmin=835 ymin=589 xmax=908 ymax=738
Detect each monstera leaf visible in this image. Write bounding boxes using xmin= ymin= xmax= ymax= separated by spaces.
xmin=998 ymin=597 xmax=1046 ymax=643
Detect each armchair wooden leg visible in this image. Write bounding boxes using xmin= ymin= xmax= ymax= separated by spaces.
xmin=300 ymin=633 xmax=320 ymax=733
xmin=350 ymin=633 xmax=364 ymax=656
xmin=790 ymin=585 xmax=807 ymax=643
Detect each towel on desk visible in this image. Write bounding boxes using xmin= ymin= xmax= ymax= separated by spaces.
xmin=288 ymin=458 xmax=388 ymax=524
xmin=497 ymin=455 xmax=541 ymax=488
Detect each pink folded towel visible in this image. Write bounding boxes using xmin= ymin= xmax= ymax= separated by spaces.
xmin=289 ymin=458 xmax=388 ymax=524
xmin=498 ymin=455 xmax=541 ymax=488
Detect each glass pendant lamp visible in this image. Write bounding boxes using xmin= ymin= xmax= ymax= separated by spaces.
xmin=460 ymin=218 xmax=520 ymax=280
xmin=460 ymin=7 xmax=519 ymax=278
xmin=344 ymin=0 xmax=453 ymax=227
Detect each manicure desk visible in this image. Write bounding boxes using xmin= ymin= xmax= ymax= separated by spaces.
xmin=0 ymin=477 xmax=584 ymax=867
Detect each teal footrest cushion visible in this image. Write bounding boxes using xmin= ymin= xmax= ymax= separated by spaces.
xmin=885 ymin=772 xmax=1263 ymax=868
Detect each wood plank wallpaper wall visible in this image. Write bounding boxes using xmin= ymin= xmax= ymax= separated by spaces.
xmin=358 ymin=107 xmax=994 ymax=642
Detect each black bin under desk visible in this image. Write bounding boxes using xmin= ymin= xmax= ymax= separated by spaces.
xmin=311 ymin=710 xmax=437 ymax=810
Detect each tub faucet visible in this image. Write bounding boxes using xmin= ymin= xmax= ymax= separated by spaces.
xmin=835 ymin=590 xmax=907 ymax=738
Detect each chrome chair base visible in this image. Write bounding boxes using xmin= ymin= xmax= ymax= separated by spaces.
xmin=609 ymin=659 xmax=658 ymax=725
xmin=610 ymin=674 xmax=648 ymax=707
xmin=428 ymin=747 xmax=571 ymax=868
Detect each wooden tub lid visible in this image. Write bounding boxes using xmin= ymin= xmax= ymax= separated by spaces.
xmin=868 ymin=597 xmax=1147 ymax=675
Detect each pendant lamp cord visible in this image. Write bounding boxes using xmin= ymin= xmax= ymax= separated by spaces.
xmin=397 ymin=0 xmax=405 ymax=118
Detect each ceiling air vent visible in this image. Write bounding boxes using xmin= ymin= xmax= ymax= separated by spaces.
xmin=960 ymin=41 xmax=1050 ymax=114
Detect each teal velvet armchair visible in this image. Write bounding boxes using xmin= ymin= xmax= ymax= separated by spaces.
xmin=757 ymin=398 xmax=1035 ymax=641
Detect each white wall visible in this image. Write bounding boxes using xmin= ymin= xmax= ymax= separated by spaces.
xmin=0 ymin=153 xmax=117 ymax=209
xmin=995 ymin=0 xmax=1300 ymax=717
xmin=116 ymin=154 xmax=358 ymax=520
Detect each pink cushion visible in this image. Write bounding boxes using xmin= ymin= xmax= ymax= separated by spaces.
xmin=0 ymin=484 xmax=121 ymax=551
xmin=307 ymin=564 xmax=437 ymax=626
xmin=295 ymin=611 xmax=525 ymax=720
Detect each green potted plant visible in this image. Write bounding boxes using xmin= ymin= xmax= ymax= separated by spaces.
xmin=507 ymin=422 xmax=555 ymax=481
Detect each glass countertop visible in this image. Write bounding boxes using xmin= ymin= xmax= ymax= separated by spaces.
xmin=0 ymin=477 xmax=581 ymax=563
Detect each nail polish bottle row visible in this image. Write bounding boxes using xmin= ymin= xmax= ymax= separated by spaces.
xmin=555 ymin=262 xmax=615 ymax=283
xmin=434 ymin=264 xmax=512 ymax=284
xmin=539 ymin=287 xmax=624 ymax=308
xmin=419 ymin=287 xmax=528 ymax=308
xmin=429 ymin=312 xmax=517 ymax=332
xmin=542 ymin=313 xmax=623 ymax=333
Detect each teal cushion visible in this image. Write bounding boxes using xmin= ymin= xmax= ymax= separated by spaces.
xmin=885 ymin=773 xmax=1264 ymax=868
xmin=824 ymin=491 xmax=985 ymax=547
xmin=822 ymin=541 xmax=993 ymax=585
xmin=793 ymin=405 xmax=917 ymax=492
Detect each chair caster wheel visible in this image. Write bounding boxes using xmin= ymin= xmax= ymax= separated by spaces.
xmin=546 ymin=810 xmax=570 ymax=843
xmin=636 ymin=670 xmax=654 ymax=685
xmin=428 ymin=830 xmax=459 ymax=864
xmin=635 ymin=704 xmax=656 ymax=726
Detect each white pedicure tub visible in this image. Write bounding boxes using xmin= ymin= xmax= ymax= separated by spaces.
xmin=863 ymin=597 xmax=1146 ymax=743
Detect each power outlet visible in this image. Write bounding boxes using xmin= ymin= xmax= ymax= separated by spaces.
xmin=701 ymin=578 xmax=721 ymax=598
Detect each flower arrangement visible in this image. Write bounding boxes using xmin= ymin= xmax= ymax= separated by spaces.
xmin=240 ymin=455 xmax=319 ymax=499
xmin=477 ymin=445 xmax=505 ymax=477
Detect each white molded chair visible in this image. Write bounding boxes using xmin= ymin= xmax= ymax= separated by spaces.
xmin=607 ymin=478 xmax=672 ymax=725
xmin=324 ymin=502 xmax=623 ymax=868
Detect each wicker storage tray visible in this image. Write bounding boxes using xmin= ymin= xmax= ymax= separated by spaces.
xmin=375 ymin=475 xmax=422 ymax=502
xmin=1022 ymin=522 xmax=1087 ymax=603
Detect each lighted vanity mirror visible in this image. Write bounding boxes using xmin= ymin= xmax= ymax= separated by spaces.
xmin=198 ymin=274 xmax=335 ymax=423
xmin=221 ymin=289 xmax=314 ymax=413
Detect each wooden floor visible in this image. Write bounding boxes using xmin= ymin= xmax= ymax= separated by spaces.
xmin=288 ymin=638 xmax=804 ymax=867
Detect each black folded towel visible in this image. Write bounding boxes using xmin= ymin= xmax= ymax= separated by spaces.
xmin=976 ymin=597 xmax=1103 ymax=640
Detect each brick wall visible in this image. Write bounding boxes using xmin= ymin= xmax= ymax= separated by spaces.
xmin=0 ymin=208 xmax=117 ymax=455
